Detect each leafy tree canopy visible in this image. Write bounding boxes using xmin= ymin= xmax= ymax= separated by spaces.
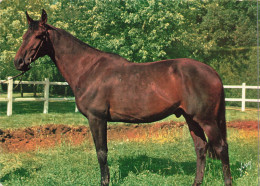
xmin=0 ymin=0 xmax=257 ymax=87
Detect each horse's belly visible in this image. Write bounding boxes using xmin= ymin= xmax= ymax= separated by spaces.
xmin=109 ymin=104 xmax=178 ymax=123
xmin=108 ymin=90 xmax=181 ymax=123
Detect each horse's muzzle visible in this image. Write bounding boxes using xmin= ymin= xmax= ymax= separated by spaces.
xmin=14 ymin=58 xmax=31 ymax=71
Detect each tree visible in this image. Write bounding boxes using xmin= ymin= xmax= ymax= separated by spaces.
xmin=0 ymin=0 xmax=257 ymax=99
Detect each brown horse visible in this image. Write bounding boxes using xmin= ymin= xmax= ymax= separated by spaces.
xmin=14 ymin=10 xmax=232 ymax=186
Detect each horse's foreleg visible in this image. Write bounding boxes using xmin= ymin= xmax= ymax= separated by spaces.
xmin=185 ymin=115 xmax=207 ymax=186
xmin=88 ymin=116 xmax=110 ymax=186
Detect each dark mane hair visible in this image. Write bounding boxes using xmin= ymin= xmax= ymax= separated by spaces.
xmin=52 ymin=25 xmax=100 ymax=51
xmin=52 ymin=25 xmax=129 ymax=61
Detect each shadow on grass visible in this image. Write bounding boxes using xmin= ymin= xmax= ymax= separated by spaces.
xmin=116 ymin=155 xmax=243 ymax=183
xmin=117 ymin=155 xmax=196 ymax=179
xmin=0 ymin=101 xmax=76 ymax=115
xmin=0 ymin=167 xmax=41 ymax=183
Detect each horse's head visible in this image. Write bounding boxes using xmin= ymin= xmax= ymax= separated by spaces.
xmin=14 ymin=9 xmax=50 ymax=71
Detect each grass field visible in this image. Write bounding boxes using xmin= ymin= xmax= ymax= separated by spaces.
xmin=0 ymin=98 xmax=258 ymax=185
xmin=0 ymin=127 xmax=257 ymax=185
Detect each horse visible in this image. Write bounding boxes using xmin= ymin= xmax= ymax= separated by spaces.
xmin=14 ymin=10 xmax=232 ymax=186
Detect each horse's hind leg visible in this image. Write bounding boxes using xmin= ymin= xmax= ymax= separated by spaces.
xmin=202 ymin=122 xmax=232 ymax=186
xmin=184 ymin=115 xmax=207 ymax=186
xmin=88 ymin=115 xmax=110 ymax=186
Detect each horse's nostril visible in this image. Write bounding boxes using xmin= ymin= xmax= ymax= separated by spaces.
xmin=14 ymin=58 xmax=25 ymax=70
xmin=18 ymin=58 xmax=24 ymax=65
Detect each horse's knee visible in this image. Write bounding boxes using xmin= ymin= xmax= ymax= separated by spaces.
xmin=97 ymin=150 xmax=109 ymax=173
xmin=195 ymin=145 xmax=207 ymax=160
xmin=97 ymin=150 xmax=108 ymax=163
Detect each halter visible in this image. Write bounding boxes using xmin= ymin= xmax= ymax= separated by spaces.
xmin=29 ymin=31 xmax=47 ymax=64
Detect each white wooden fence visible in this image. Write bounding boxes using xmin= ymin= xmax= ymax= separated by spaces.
xmin=223 ymin=83 xmax=259 ymax=111
xmin=0 ymin=77 xmax=78 ymax=116
xmin=0 ymin=78 xmax=259 ymax=116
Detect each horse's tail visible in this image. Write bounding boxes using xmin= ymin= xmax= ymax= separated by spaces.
xmin=208 ymin=87 xmax=227 ymax=160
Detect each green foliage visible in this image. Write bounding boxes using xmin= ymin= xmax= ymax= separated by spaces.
xmin=0 ymin=0 xmax=257 ymax=95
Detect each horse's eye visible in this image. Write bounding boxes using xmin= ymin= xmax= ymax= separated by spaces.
xmin=36 ymin=35 xmax=42 ymax=39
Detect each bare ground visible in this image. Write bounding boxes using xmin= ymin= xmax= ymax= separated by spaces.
xmin=0 ymin=121 xmax=257 ymax=153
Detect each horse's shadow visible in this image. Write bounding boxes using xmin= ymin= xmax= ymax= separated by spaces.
xmin=115 ymin=155 xmax=242 ymax=183
xmin=116 ymin=155 xmax=196 ymax=179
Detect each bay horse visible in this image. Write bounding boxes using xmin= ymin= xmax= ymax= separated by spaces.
xmin=14 ymin=10 xmax=232 ymax=186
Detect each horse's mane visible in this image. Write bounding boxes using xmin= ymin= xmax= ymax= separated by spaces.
xmin=52 ymin=25 xmax=99 ymax=50
xmin=48 ymin=24 xmax=130 ymax=62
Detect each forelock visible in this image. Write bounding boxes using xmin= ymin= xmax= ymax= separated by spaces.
xmin=29 ymin=21 xmax=40 ymax=30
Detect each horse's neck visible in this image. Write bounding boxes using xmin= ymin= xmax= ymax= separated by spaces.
xmin=48 ymin=29 xmax=102 ymax=92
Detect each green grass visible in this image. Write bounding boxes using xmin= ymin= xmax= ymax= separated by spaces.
xmin=0 ymin=96 xmax=258 ymax=185
xmin=0 ymin=101 xmax=88 ymax=129
xmin=0 ymin=127 xmax=257 ymax=185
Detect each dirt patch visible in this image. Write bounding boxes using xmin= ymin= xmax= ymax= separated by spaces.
xmin=0 ymin=122 xmax=183 ymax=153
xmin=0 ymin=121 xmax=257 ymax=153
xmin=227 ymin=120 xmax=258 ymax=130
xmin=0 ymin=124 xmax=91 ymax=153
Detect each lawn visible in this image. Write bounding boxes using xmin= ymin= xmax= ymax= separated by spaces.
xmin=0 ymin=99 xmax=258 ymax=185
xmin=0 ymin=126 xmax=257 ymax=185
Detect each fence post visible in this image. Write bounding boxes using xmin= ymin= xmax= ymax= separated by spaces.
xmin=241 ymin=82 xmax=246 ymax=112
xmin=75 ymin=104 xmax=78 ymax=112
xmin=7 ymin=77 xmax=13 ymax=116
xmin=43 ymin=78 xmax=50 ymax=114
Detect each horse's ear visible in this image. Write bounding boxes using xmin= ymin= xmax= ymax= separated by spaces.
xmin=40 ymin=9 xmax=47 ymax=25
xmin=25 ymin=11 xmax=33 ymax=25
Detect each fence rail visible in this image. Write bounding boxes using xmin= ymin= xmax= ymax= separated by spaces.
xmin=223 ymin=83 xmax=259 ymax=111
xmin=0 ymin=78 xmax=259 ymax=116
xmin=0 ymin=77 xmax=78 ymax=116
